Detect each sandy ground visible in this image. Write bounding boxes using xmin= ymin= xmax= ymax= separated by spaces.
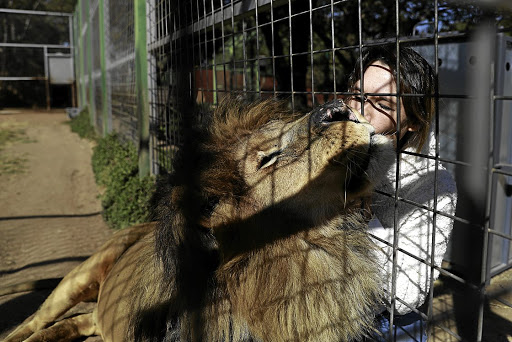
xmin=0 ymin=109 xmax=111 ymax=341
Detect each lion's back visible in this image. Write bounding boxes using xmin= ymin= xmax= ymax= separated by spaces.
xmin=97 ymin=232 xmax=173 ymax=342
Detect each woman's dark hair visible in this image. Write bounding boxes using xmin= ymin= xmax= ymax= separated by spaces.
xmin=348 ymin=45 xmax=436 ymax=152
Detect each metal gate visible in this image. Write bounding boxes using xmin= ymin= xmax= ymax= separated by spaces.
xmin=0 ymin=8 xmax=75 ymax=109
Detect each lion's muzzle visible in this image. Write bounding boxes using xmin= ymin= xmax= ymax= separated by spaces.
xmin=311 ymin=99 xmax=375 ymax=135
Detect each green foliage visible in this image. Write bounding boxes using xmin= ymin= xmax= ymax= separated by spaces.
xmin=0 ymin=126 xmax=30 ymax=147
xmin=91 ymin=133 xmax=155 ymax=229
xmin=0 ymin=123 xmax=34 ymax=175
xmin=91 ymin=133 xmax=128 ymax=185
xmin=68 ymin=108 xmax=98 ymax=141
xmin=102 ymin=175 xmax=155 ymax=229
xmin=69 ymin=112 xmax=155 ymax=229
xmin=0 ymin=154 xmax=28 ymax=175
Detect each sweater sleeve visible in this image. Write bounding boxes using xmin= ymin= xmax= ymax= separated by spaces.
xmin=369 ymin=168 xmax=457 ymax=315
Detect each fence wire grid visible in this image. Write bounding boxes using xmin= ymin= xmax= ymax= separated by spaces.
xmin=73 ymin=0 xmax=512 ymax=341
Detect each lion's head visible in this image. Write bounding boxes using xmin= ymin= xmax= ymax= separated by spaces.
xmin=196 ymin=98 xmax=394 ymax=230
xmin=153 ymin=97 xmax=394 ymax=341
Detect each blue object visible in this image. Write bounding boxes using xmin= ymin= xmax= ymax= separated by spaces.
xmin=366 ymin=311 xmax=428 ymax=341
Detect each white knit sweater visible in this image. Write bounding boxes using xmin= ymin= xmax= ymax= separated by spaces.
xmin=369 ymin=136 xmax=457 ymax=315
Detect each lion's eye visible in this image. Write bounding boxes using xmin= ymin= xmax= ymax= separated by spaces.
xmin=257 ymin=150 xmax=281 ymax=170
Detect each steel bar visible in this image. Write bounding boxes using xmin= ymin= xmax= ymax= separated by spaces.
xmin=0 ymin=8 xmax=72 ymax=17
xmin=0 ymin=77 xmax=46 ymax=81
xmin=0 ymin=42 xmax=71 ymax=49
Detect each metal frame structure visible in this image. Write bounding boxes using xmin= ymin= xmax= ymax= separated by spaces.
xmin=0 ymin=8 xmax=74 ymax=109
xmin=73 ymin=1 xmax=512 ymax=340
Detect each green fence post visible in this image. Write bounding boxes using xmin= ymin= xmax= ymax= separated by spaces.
xmin=99 ymin=0 xmax=109 ymax=136
xmin=72 ymin=11 xmax=78 ymax=108
xmin=86 ymin=0 xmax=95 ymax=128
xmin=135 ymin=0 xmax=150 ymax=178
xmin=73 ymin=8 xmax=79 ymax=108
xmin=77 ymin=1 xmax=86 ymax=109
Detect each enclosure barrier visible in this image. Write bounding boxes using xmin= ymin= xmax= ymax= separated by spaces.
xmin=0 ymin=9 xmax=75 ymax=109
xmin=73 ymin=0 xmax=512 ymax=340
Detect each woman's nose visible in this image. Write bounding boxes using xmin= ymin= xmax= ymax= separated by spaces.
xmin=358 ymin=100 xmax=373 ymax=120
xmin=349 ymin=96 xmax=364 ymax=110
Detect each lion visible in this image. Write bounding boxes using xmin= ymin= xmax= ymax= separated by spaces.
xmin=4 ymin=98 xmax=394 ymax=342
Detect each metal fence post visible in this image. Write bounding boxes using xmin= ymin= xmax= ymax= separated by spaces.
xmin=77 ymin=1 xmax=86 ymax=110
xmin=146 ymin=0 xmax=157 ymax=175
xmin=70 ymin=15 xmax=77 ymax=108
xmin=135 ymin=0 xmax=150 ymax=177
xmin=43 ymin=46 xmax=50 ymax=110
xmin=87 ymin=1 xmax=96 ymax=128
xmin=99 ymin=0 xmax=109 ymax=136
xmin=449 ymin=19 xmax=495 ymax=341
xmin=75 ymin=4 xmax=80 ymax=108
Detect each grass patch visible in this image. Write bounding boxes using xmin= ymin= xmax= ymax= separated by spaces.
xmin=0 ymin=128 xmax=23 ymax=147
xmin=0 ymin=154 xmax=28 ymax=174
xmin=0 ymin=122 xmax=34 ymax=175
xmin=0 ymin=123 xmax=34 ymax=147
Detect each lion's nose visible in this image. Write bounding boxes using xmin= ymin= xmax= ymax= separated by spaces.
xmin=311 ymin=99 xmax=354 ymax=125
xmin=348 ymin=106 xmax=369 ymax=124
xmin=350 ymin=107 xmax=375 ymax=135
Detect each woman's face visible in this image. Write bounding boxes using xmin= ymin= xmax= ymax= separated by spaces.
xmin=348 ymin=60 xmax=416 ymax=140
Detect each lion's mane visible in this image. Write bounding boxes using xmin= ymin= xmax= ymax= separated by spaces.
xmin=133 ymin=98 xmax=381 ymax=342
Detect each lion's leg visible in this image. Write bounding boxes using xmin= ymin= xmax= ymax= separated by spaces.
xmin=3 ymin=258 xmax=101 ymax=342
xmin=23 ymin=313 xmax=99 ymax=342
xmin=4 ymin=223 xmax=154 ymax=342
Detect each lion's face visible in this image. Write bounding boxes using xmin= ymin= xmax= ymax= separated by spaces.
xmin=210 ymin=99 xmax=394 ymax=226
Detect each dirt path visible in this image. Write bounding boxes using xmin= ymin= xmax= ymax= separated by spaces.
xmin=0 ymin=109 xmax=112 ymax=340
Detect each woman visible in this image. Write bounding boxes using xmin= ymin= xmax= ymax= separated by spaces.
xmin=347 ymin=46 xmax=457 ymax=341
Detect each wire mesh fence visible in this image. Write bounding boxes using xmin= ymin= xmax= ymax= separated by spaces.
xmin=73 ymin=0 xmax=512 ymax=340
xmin=76 ymin=0 xmax=137 ymax=143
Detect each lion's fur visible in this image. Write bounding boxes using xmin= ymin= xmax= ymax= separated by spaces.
xmin=5 ymin=97 xmax=394 ymax=342
xmin=130 ymin=98 xmax=391 ymax=341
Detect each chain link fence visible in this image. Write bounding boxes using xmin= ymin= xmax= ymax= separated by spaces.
xmin=74 ymin=0 xmax=512 ymax=340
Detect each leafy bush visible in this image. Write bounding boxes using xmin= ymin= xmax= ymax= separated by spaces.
xmin=68 ymin=110 xmax=155 ymax=229
xmin=68 ymin=107 xmax=98 ymax=141
xmin=91 ymin=133 xmax=155 ymax=229
xmin=102 ymin=172 xmax=155 ymax=229
xmin=91 ymin=133 xmax=131 ymax=185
